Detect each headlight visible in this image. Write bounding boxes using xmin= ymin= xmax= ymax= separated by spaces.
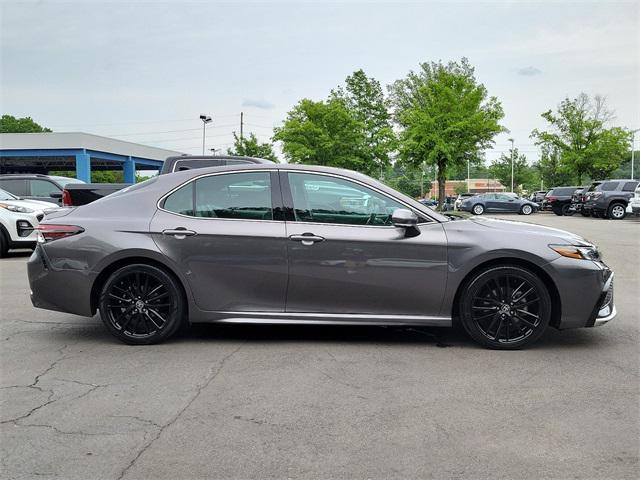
xmin=549 ymin=244 xmax=600 ymax=261
xmin=0 ymin=203 xmax=34 ymax=214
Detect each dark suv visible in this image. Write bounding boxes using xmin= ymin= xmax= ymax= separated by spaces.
xmin=0 ymin=174 xmax=85 ymax=205
xmin=542 ymin=186 xmax=579 ymax=216
xmin=583 ymin=179 xmax=639 ymax=220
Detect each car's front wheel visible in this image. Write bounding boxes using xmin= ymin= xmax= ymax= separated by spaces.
xmin=472 ymin=204 xmax=485 ymax=215
xmin=459 ymin=265 xmax=551 ymax=349
xmin=520 ymin=204 xmax=533 ymax=215
xmin=99 ymin=264 xmax=184 ymax=345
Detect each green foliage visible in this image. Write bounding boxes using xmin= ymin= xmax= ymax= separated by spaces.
xmin=49 ymin=170 xmax=149 ymax=183
xmin=531 ymin=94 xmax=631 ymax=183
xmin=273 ymin=97 xmax=372 ymax=173
xmin=331 ymin=70 xmax=396 ymax=173
xmin=454 ymin=183 xmax=469 ymax=195
xmin=382 ymin=162 xmax=426 ymax=198
xmin=489 ymin=148 xmax=539 ymax=193
xmin=388 ymin=58 xmax=505 ymax=209
xmin=534 ymin=146 xmax=576 ymax=188
xmin=0 ymin=115 xmax=51 ymax=133
xmin=227 ymin=132 xmax=278 ymax=162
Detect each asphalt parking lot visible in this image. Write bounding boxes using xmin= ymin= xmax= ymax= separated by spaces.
xmin=1 ymin=213 xmax=638 ymax=479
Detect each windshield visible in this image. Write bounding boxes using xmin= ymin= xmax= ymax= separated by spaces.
xmin=0 ymin=189 xmax=18 ymax=201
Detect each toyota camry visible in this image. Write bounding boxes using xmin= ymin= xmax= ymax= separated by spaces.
xmin=28 ymin=163 xmax=615 ymax=349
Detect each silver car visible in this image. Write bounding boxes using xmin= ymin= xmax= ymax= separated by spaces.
xmin=28 ymin=164 xmax=615 ymax=349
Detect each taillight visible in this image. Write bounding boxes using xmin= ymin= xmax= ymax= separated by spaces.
xmin=546 ymin=196 xmax=557 ymax=202
xmin=62 ymin=189 xmax=72 ymax=206
xmin=36 ymin=224 xmax=84 ymax=243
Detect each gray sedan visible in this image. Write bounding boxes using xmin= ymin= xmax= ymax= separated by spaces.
xmin=28 ymin=164 xmax=615 ymax=349
xmin=460 ymin=192 xmax=539 ymax=215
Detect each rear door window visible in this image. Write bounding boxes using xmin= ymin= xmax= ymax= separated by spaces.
xmin=622 ymin=181 xmax=638 ymax=192
xmin=600 ymin=182 xmax=618 ymax=191
xmin=0 ymin=178 xmax=27 ymax=196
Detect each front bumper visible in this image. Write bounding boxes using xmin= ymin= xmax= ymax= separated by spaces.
xmin=590 ymin=272 xmax=616 ymax=327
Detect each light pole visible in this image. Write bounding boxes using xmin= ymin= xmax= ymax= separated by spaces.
xmin=509 ymin=138 xmax=515 ymax=192
xmin=210 ymin=148 xmax=220 ymax=155
xmin=467 ymin=158 xmax=470 ymax=192
xmin=199 ymin=114 xmax=212 ymax=155
xmin=631 ymin=129 xmax=639 ymax=180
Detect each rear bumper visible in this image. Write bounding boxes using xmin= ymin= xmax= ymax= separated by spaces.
xmin=28 ymin=245 xmax=96 ymax=317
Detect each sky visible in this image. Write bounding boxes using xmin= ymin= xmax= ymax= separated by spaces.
xmin=1 ymin=0 xmax=638 ymax=163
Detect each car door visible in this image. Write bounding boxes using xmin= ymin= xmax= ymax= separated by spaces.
xmin=150 ymin=170 xmax=288 ymax=313
xmin=282 ymin=171 xmax=448 ymax=318
xmin=484 ymin=193 xmax=500 ymax=211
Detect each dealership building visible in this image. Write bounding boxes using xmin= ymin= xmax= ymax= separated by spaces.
xmin=0 ymin=132 xmax=182 ymax=182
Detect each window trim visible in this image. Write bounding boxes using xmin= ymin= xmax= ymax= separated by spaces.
xmin=280 ymin=169 xmax=434 ymax=228
xmin=157 ymin=169 xmax=283 ymax=223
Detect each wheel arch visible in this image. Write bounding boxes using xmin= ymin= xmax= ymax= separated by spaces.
xmin=90 ymin=256 xmax=189 ymax=321
xmin=451 ymin=257 xmax=562 ymax=329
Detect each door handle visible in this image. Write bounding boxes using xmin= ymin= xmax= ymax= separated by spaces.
xmin=289 ymin=233 xmax=325 ymax=246
xmin=162 ymin=228 xmax=197 ymax=239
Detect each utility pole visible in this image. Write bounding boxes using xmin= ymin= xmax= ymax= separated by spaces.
xmin=509 ymin=138 xmax=515 ymax=192
xmin=631 ymin=129 xmax=639 ymax=180
xmin=240 ymin=111 xmax=244 ymax=141
xmin=467 ymin=158 xmax=470 ymax=192
xmin=199 ymin=114 xmax=212 ymax=155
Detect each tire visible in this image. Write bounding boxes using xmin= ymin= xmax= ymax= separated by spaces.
xmin=552 ymin=207 xmax=563 ymax=216
xmin=607 ymin=203 xmax=627 ymax=220
xmin=560 ymin=204 xmax=572 ymax=216
xmin=99 ymin=264 xmax=185 ymax=345
xmin=0 ymin=231 xmax=8 ymax=258
xmin=458 ymin=265 xmax=551 ymax=350
xmin=580 ymin=209 xmax=590 ymax=217
xmin=520 ymin=204 xmax=533 ymax=215
xmin=591 ymin=210 xmax=601 ymax=218
xmin=472 ymin=204 xmax=484 ymax=215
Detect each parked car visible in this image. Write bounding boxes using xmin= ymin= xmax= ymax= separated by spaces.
xmin=455 ymin=193 xmax=475 ymax=210
xmin=582 ymin=179 xmax=639 ymax=219
xmin=0 ymin=188 xmax=51 ymax=257
xmin=542 ymin=186 xmax=580 ymax=216
xmin=629 ymin=184 xmax=640 ymax=216
xmin=55 ymin=155 xmax=277 ymax=207
xmin=528 ymin=191 xmax=547 ymax=207
xmin=459 ymin=192 xmax=538 ymax=215
xmin=28 ymin=163 xmax=615 ymax=350
xmin=418 ymin=198 xmax=437 ymax=208
xmin=569 ymin=186 xmax=590 ymax=216
xmin=0 ymin=174 xmax=85 ymax=205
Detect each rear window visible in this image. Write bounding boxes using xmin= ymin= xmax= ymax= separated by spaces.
xmin=622 ymin=181 xmax=638 ymax=192
xmin=553 ymin=187 xmax=576 ymax=196
xmin=600 ymin=182 xmax=618 ymax=191
xmin=0 ymin=178 xmax=27 ymax=196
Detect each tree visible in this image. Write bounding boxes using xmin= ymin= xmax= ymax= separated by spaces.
xmin=534 ymin=145 xmax=576 ymax=188
xmin=489 ymin=148 xmax=539 ymax=193
xmin=531 ymin=94 xmax=631 ymax=183
xmin=273 ymin=98 xmax=370 ymax=173
xmin=0 ymin=115 xmax=51 ymax=133
xmin=382 ymin=162 xmax=427 ymax=199
xmin=388 ymin=58 xmax=504 ymax=209
xmin=331 ymin=70 xmax=396 ymax=175
xmin=227 ymin=132 xmax=278 ymax=162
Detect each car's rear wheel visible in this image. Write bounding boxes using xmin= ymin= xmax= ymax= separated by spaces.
xmin=99 ymin=264 xmax=184 ymax=345
xmin=459 ymin=265 xmax=551 ymax=349
xmin=472 ymin=204 xmax=484 ymax=215
xmin=580 ymin=209 xmax=590 ymax=217
xmin=520 ymin=204 xmax=533 ymax=215
xmin=607 ymin=203 xmax=626 ymax=220
xmin=552 ymin=206 xmax=563 ymax=216
xmin=561 ymin=204 xmax=572 ymax=216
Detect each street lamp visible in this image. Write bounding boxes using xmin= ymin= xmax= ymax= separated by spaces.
xmin=631 ymin=129 xmax=639 ymax=180
xmin=209 ymin=148 xmax=220 ymax=155
xmin=509 ymin=138 xmax=515 ymax=192
xmin=199 ymin=114 xmax=212 ymax=155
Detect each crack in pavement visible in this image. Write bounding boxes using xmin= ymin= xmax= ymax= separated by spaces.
xmin=0 ymin=344 xmax=69 ymax=424
xmin=116 ymin=342 xmax=246 ymax=480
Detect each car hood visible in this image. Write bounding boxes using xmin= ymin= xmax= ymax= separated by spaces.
xmin=0 ymin=199 xmax=51 ymax=211
xmin=465 ymin=216 xmax=589 ymax=245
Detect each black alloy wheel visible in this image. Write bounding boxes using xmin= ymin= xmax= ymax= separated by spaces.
xmin=99 ymin=264 xmax=184 ymax=345
xmin=459 ymin=265 xmax=551 ymax=349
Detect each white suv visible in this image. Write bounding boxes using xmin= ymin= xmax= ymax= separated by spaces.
xmin=0 ymin=189 xmax=52 ymax=257
xmin=630 ymin=184 xmax=640 ymax=216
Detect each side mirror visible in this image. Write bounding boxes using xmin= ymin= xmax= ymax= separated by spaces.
xmin=49 ymin=192 xmax=62 ymax=199
xmin=392 ymin=208 xmax=418 ymax=228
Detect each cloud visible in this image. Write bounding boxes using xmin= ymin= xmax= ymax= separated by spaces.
xmin=241 ymin=98 xmax=275 ymax=110
xmin=517 ymin=66 xmax=543 ymax=76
